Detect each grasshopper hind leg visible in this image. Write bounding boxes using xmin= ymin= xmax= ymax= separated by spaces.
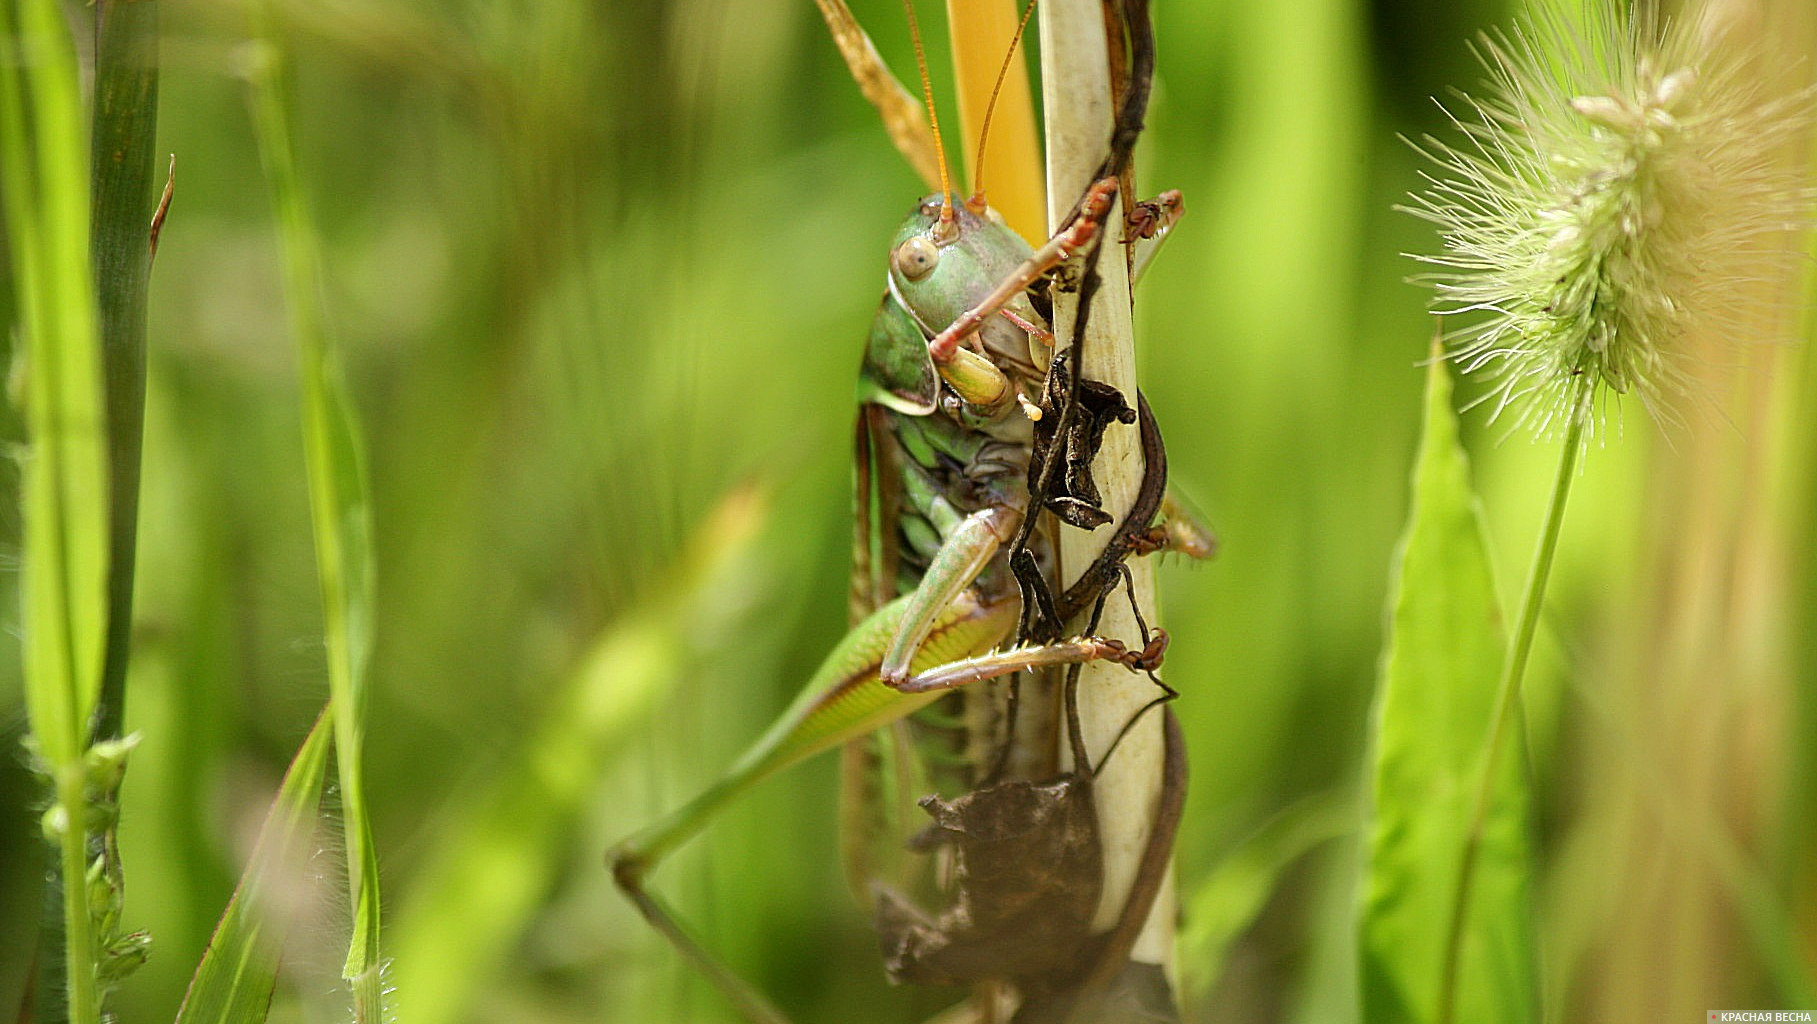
xmin=609 ymin=856 xmax=793 ymax=1024
xmin=607 ymin=607 xmax=1166 ymax=1024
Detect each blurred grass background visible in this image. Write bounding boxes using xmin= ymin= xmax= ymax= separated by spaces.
xmin=1 ymin=0 xmax=1813 ymax=1021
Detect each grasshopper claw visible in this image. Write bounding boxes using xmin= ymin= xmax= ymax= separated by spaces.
xmin=1096 ymin=628 xmax=1169 ymax=672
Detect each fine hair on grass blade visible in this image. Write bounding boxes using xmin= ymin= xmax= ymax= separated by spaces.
xmin=175 ymin=711 xmax=335 ymax=1024
xmin=0 ymin=1 xmax=114 ymax=1022
xmin=242 ymin=15 xmax=389 ymax=1021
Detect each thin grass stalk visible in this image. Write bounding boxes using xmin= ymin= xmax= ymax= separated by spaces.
xmin=37 ymin=7 xmax=164 ymax=1019
xmin=1436 ymin=376 xmax=1589 ymax=1024
xmin=0 ymin=1 xmax=113 ymax=1021
xmin=53 ymin=776 xmax=99 ymax=1024
xmin=243 ymin=15 xmax=387 ymax=1019
xmin=1039 ymin=0 xmax=1175 ymax=1004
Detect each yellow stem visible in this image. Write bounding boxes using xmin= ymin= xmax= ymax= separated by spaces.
xmin=947 ymin=0 xmax=1045 ymax=241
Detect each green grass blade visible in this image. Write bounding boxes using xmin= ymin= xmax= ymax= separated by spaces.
xmin=1 ymin=0 xmax=110 ymax=782
xmin=174 ymin=710 xmax=334 ymax=1024
xmin=393 ymin=489 xmax=769 ymax=1024
xmin=55 ymin=6 xmax=163 ymax=1018
xmin=0 ymin=3 xmax=112 ymax=1023
xmin=1358 ymin=351 xmax=1538 ymax=1024
xmin=1178 ymin=791 xmax=1354 ymax=1006
xmin=89 ymin=0 xmax=161 ymax=742
xmin=242 ymin=23 xmax=386 ymax=1020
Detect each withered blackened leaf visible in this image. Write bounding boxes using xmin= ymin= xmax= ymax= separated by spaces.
xmin=1012 ymin=546 xmax=1064 ymax=642
xmin=1062 ymin=379 xmax=1132 ymax=512
xmin=876 ymin=775 xmax=1101 ymax=988
xmin=1049 ymin=497 xmax=1114 ymax=531
xmin=1030 ymin=356 xmax=1135 ymax=531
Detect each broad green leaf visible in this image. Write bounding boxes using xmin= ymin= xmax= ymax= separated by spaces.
xmin=90 ymin=0 xmax=162 ymax=742
xmin=174 ymin=711 xmax=333 ymax=1024
xmin=1359 ymin=353 xmax=1538 ymax=1024
xmin=244 ymin=23 xmax=385 ymax=1019
xmin=392 ymin=488 xmax=770 ymax=1024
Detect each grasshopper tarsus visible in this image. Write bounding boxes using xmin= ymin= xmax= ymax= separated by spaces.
xmin=1100 ymin=627 xmax=1168 ymax=673
xmin=1125 ymin=525 xmax=1170 ymax=557
xmin=1124 ymin=188 xmax=1182 ymax=242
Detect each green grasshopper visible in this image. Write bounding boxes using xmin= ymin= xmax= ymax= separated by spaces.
xmin=609 ymin=1 xmax=1203 ymax=1020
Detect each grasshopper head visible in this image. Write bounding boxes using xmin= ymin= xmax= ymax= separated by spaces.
xmin=887 ymin=195 xmax=1027 ymax=311
xmin=886 ymin=196 xmax=1048 ymax=396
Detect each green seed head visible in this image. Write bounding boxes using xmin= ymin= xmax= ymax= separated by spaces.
xmin=1408 ymin=3 xmax=1813 ymax=439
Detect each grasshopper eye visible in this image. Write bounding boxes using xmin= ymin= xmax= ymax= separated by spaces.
xmin=892 ymin=236 xmax=940 ymax=281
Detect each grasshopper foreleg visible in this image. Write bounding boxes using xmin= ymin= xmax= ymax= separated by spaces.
xmin=888 ymin=632 xmax=1165 ymax=695
xmin=880 ymin=505 xmax=1019 ymax=686
xmin=925 ymin=178 xmax=1119 ymax=366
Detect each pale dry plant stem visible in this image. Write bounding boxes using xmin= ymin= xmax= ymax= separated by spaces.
xmin=1040 ymin=0 xmax=1174 ymax=985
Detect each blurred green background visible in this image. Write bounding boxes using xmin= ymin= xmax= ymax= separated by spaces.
xmin=2 ymin=0 xmax=1814 ymax=1021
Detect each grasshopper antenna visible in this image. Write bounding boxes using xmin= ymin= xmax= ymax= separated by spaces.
xmin=901 ymin=0 xmax=956 ymax=240
xmin=967 ymin=0 xmax=1038 ymax=214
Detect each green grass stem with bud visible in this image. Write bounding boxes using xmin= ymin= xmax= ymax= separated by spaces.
xmin=1402 ymin=3 xmax=1815 ymax=1022
xmin=1408 ymin=3 xmax=1812 ymax=438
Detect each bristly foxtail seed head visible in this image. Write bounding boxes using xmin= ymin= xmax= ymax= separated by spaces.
xmin=1407 ymin=1 xmax=1815 ymax=442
